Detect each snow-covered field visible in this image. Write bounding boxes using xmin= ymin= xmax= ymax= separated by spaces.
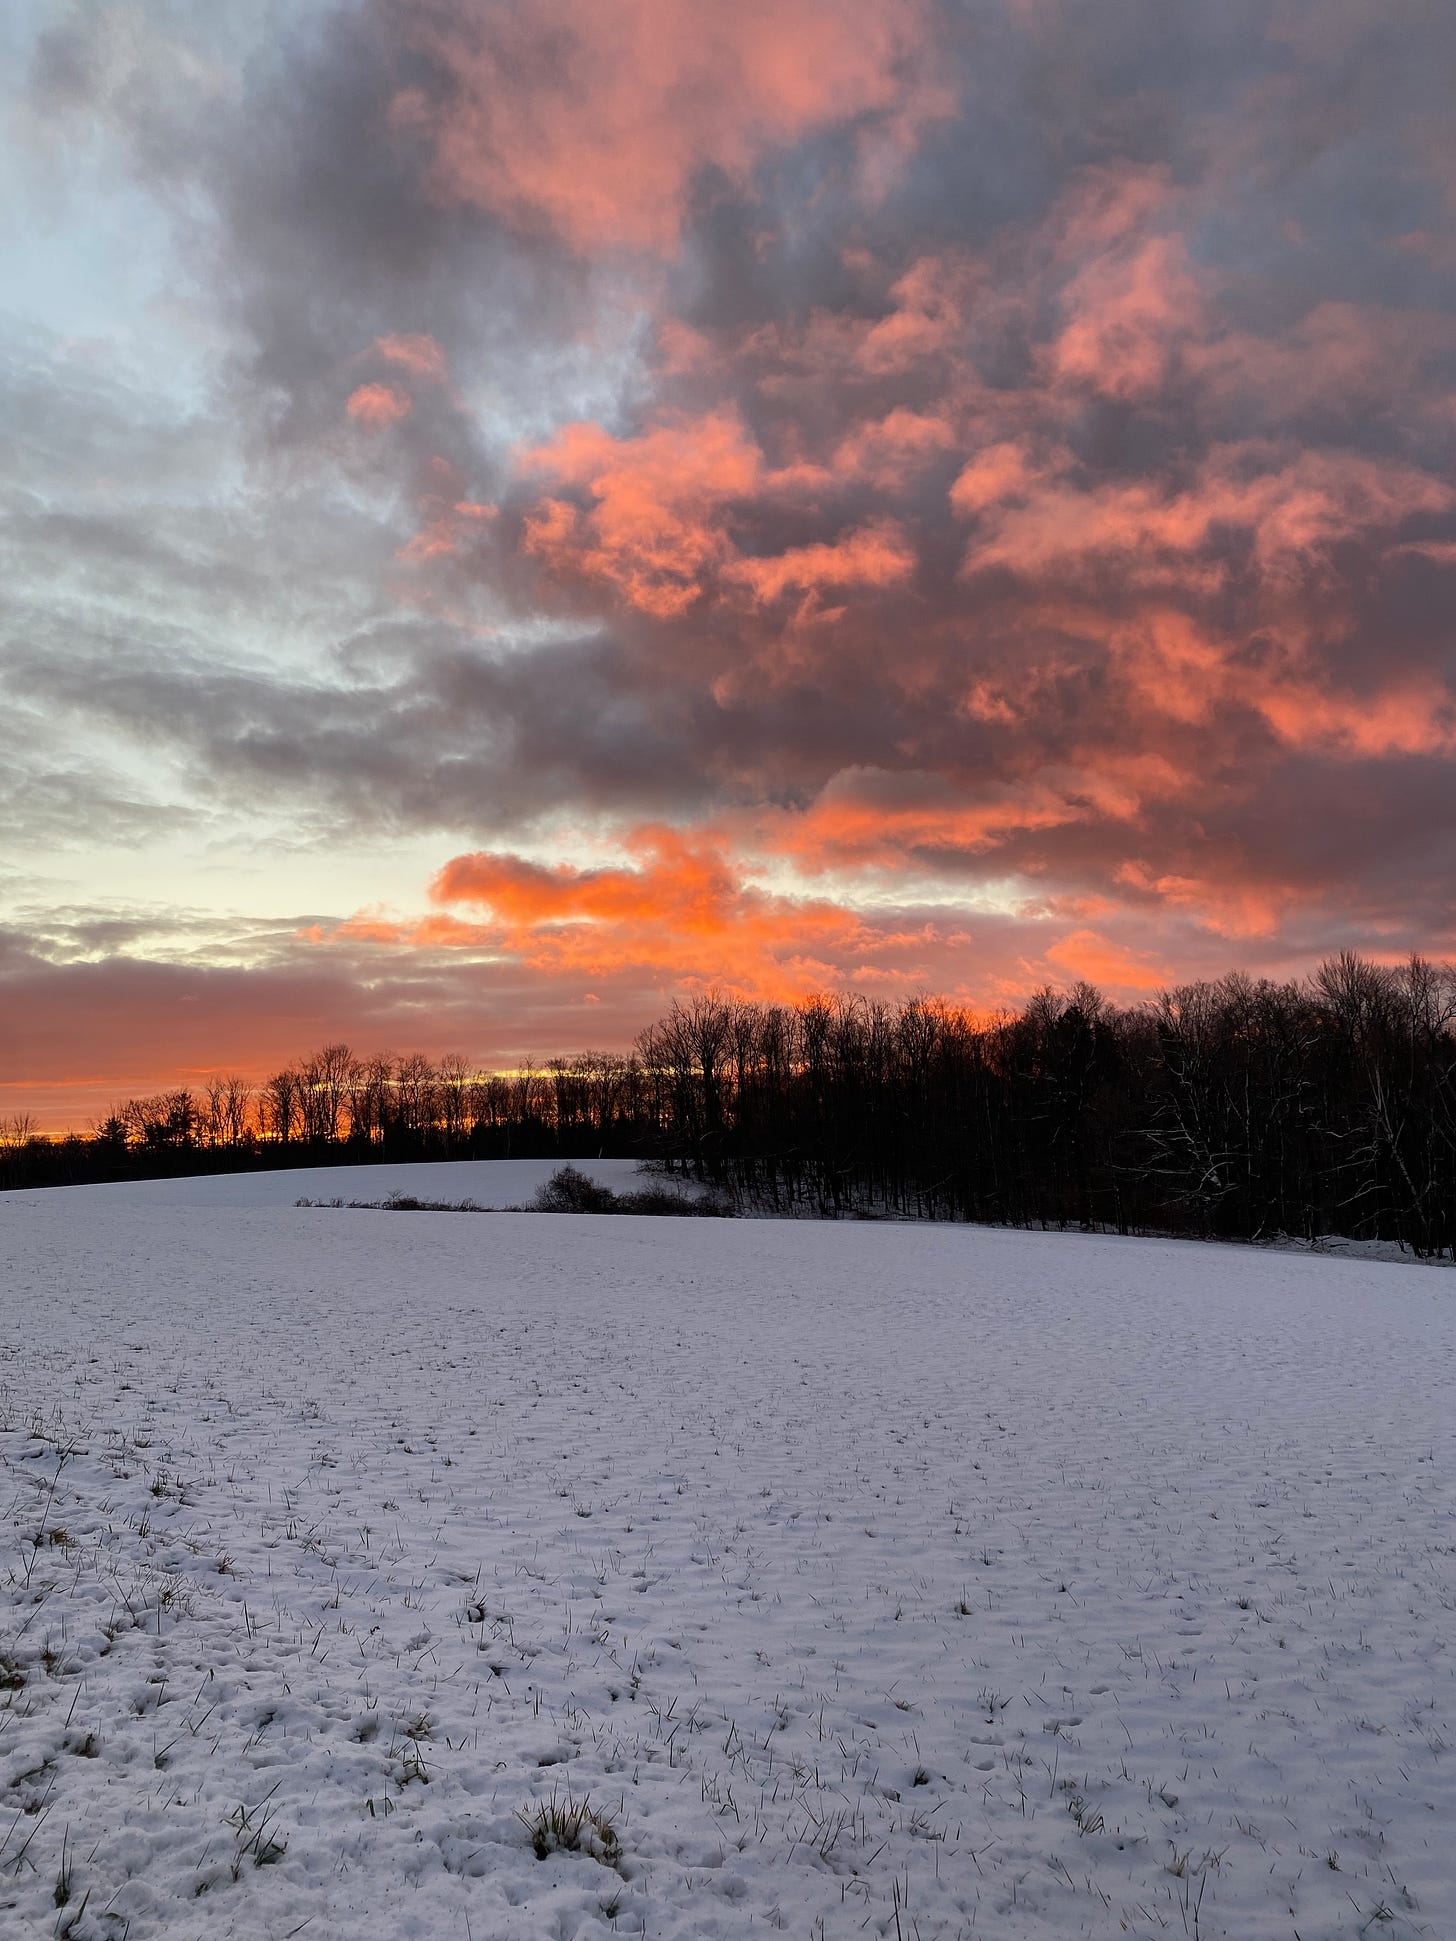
xmin=18 ymin=1157 xmax=651 ymax=1212
xmin=1 ymin=1172 xmax=1452 ymax=1939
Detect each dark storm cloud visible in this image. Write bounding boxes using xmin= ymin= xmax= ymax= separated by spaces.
xmin=4 ymin=612 xmax=718 ymax=836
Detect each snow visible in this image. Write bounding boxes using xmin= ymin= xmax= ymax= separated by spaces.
xmin=13 ymin=1157 xmax=648 ymax=1212
xmin=1 ymin=1175 xmax=1453 ymax=1940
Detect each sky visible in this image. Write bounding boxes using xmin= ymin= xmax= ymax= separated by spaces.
xmin=4 ymin=0 xmax=1456 ymax=1127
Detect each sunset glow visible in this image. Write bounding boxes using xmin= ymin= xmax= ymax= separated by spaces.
xmin=5 ymin=1 xmax=1456 ymax=1125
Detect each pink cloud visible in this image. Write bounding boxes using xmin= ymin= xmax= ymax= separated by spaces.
xmin=346 ymin=381 xmax=412 ymax=428
xmin=1051 ymin=234 xmax=1205 ymax=401
xmin=725 ymin=521 xmax=916 ymax=604
xmin=1044 ymin=927 xmax=1170 ymax=990
xmin=519 ymin=410 xmax=762 ymax=615
xmin=374 ymin=332 xmax=449 ymax=382
xmin=391 ymin=0 xmax=942 ymax=253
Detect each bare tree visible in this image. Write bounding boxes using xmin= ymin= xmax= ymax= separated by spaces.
xmin=260 ymin=1068 xmax=302 ymax=1145
xmin=436 ymin=1053 xmax=472 ymax=1148
xmin=394 ymin=1053 xmax=438 ymax=1138
xmin=202 ymin=1075 xmax=254 ymax=1148
xmin=299 ymin=1043 xmax=356 ymax=1143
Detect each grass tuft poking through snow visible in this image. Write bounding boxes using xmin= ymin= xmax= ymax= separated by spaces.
xmin=517 ymin=1789 xmax=623 ymax=1867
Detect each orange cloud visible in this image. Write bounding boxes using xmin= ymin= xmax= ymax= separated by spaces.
xmin=835 ymin=409 xmax=958 ymax=489
xmin=755 ymin=770 xmax=1073 ymax=868
xmin=433 ymin=831 xmax=739 ymax=930
xmin=1052 ymin=235 xmax=1204 ymax=401
xmin=1044 ymin=928 xmax=1170 ymax=990
xmin=320 ymin=910 xmax=483 ymax=949
xmin=397 ymin=497 xmax=496 ymax=563
xmin=395 ymin=456 xmax=498 ymax=563
xmin=857 ymin=254 xmax=978 ymax=373
xmin=519 ymin=409 xmax=761 ymax=615
xmin=1115 ymin=863 xmax=1289 ymax=941
xmin=374 ymin=333 xmax=448 ymax=382
xmin=392 ymin=0 xmax=941 ymax=253
xmin=306 ymin=813 xmax=1225 ymax=1018
xmin=949 ymin=441 xmax=1041 ymax=515
xmin=425 ymin=825 xmax=877 ymax=994
xmin=1044 ymin=162 xmax=1175 ymax=258
xmin=751 ymin=758 xmax=1187 ymax=873
xmin=724 ymin=250 xmax=979 ymax=399
xmin=517 ymin=412 xmax=928 ymax=618
xmin=1055 ymin=603 xmax=1456 ymax=758
xmin=346 ymin=382 xmax=412 ymax=428
xmin=1254 ymin=678 xmax=1456 ymax=759
xmin=725 ymin=521 xmax=915 ymax=603
xmin=961 ymin=446 xmax=1453 ymax=589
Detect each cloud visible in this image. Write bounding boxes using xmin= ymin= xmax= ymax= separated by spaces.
xmin=425 ymin=824 xmax=874 ymax=991
xmin=346 ymin=381 xmax=412 ymax=427
xmin=518 ymin=410 xmax=763 ymax=615
xmin=389 ymin=0 xmax=944 ymax=253
xmin=374 ymin=332 xmax=449 ymax=381
xmin=1044 ymin=928 xmax=1170 ymax=991
xmin=7 ymin=0 xmax=1456 ymax=1114
xmin=725 ymin=521 xmax=916 ymax=605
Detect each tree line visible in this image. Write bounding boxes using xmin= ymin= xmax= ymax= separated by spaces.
xmin=6 ymin=951 xmax=1456 ymax=1254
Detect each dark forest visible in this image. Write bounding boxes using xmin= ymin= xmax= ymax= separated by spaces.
xmin=7 ymin=952 xmax=1456 ymax=1255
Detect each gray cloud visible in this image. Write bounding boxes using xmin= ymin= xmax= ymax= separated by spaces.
xmin=5 ymin=0 xmax=1456 ymax=1105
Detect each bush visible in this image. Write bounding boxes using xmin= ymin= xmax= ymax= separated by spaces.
xmin=534 ymin=1165 xmax=732 ymax=1217
xmin=533 ymin=1165 xmax=620 ymax=1213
